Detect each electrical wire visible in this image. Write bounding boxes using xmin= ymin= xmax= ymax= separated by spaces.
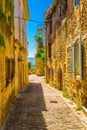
xmin=14 ymin=15 xmax=86 ymax=24
xmin=14 ymin=16 xmax=44 ymax=23
xmin=14 ymin=16 xmax=59 ymax=23
xmin=14 ymin=25 xmax=38 ymax=39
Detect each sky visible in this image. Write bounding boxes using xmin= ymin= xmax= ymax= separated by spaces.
xmin=27 ymin=0 xmax=54 ymax=58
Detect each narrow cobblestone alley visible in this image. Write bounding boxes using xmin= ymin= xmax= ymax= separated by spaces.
xmin=2 ymin=75 xmax=87 ymax=130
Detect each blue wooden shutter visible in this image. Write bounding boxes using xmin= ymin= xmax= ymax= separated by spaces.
xmin=71 ymin=42 xmax=75 ymax=75
xmin=74 ymin=0 xmax=80 ymax=6
xmin=79 ymin=35 xmax=82 ymax=79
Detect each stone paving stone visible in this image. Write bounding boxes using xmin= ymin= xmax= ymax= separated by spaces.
xmin=1 ymin=75 xmax=87 ymax=130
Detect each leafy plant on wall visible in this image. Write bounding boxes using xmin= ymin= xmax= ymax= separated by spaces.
xmin=0 ymin=1 xmax=6 ymax=26
xmin=35 ymin=48 xmax=45 ymax=63
xmin=5 ymin=0 xmax=14 ymax=29
xmin=0 ymin=34 xmax=6 ymax=48
xmin=28 ymin=62 xmax=31 ymax=69
xmin=35 ymin=34 xmax=43 ymax=43
xmin=0 ymin=0 xmax=14 ymax=29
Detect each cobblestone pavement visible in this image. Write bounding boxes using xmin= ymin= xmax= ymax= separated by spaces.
xmin=2 ymin=75 xmax=87 ymax=130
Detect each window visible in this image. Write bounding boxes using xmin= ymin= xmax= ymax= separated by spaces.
xmin=58 ymin=5 xmax=61 ymax=17
xmin=63 ymin=0 xmax=67 ymax=13
xmin=5 ymin=58 xmax=15 ymax=86
xmin=5 ymin=59 xmax=11 ymax=86
xmin=65 ymin=0 xmax=67 ymax=8
xmin=48 ymin=43 xmax=51 ymax=58
xmin=71 ymin=35 xmax=82 ymax=79
xmin=58 ymin=0 xmax=67 ymax=17
xmin=74 ymin=0 xmax=80 ymax=6
xmin=49 ymin=20 xmax=52 ymax=34
xmin=71 ymin=42 xmax=75 ymax=75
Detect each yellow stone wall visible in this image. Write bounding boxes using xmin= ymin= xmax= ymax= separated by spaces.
xmin=0 ymin=0 xmax=29 ymax=128
xmin=0 ymin=0 xmax=15 ymax=126
xmin=0 ymin=30 xmax=15 ymax=128
xmin=36 ymin=57 xmax=45 ymax=76
xmin=36 ymin=41 xmax=45 ymax=76
xmin=45 ymin=0 xmax=87 ymax=106
xmin=14 ymin=0 xmax=29 ymax=94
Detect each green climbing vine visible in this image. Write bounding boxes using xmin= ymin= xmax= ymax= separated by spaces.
xmin=0 ymin=1 xmax=6 ymax=26
xmin=0 ymin=0 xmax=14 ymax=29
xmin=35 ymin=48 xmax=45 ymax=63
xmin=0 ymin=34 xmax=6 ymax=48
xmin=35 ymin=34 xmax=43 ymax=43
xmin=5 ymin=0 xmax=14 ymax=29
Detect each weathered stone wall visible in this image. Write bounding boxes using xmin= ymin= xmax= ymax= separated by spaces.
xmin=56 ymin=25 xmax=67 ymax=90
xmin=36 ymin=39 xmax=45 ymax=76
xmin=0 ymin=48 xmax=5 ymax=128
xmin=0 ymin=0 xmax=29 ymax=128
xmin=0 ymin=36 xmax=15 ymax=128
xmin=80 ymin=0 xmax=87 ymax=106
xmin=36 ymin=58 xmax=45 ymax=76
xmin=0 ymin=20 xmax=15 ymax=127
xmin=45 ymin=0 xmax=87 ymax=107
xmin=64 ymin=0 xmax=87 ymax=106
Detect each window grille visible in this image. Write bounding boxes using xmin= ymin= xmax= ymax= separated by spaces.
xmin=5 ymin=58 xmax=15 ymax=86
xmin=5 ymin=59 xmax=11 ymax=86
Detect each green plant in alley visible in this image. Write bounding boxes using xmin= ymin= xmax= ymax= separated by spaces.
xmin=31 ymin=66 xmax=36 ymax=74
xmin=0 ymin=0 xmax=14 ymax=29
xmin=35 ymin=48 xmax=45 ymax=63
xmin=62 ymin=91 xmax=69 ymax=99
xmin=35 ymin=34 xmax=43 ymax=43
xmin=6 ymin=0 xmax=14 ymax=29
xmin=28 ymin=62 xmax=31 ymax=69
xmin=76 ymin=102 xmax=81 ymax=111
xmin=28 ymin=62 xmax=36 ymax=74
xmin=0 ymin=1 xmax=6 ymax=26
xmin=0 ymin=34 xmax=6 ymax=48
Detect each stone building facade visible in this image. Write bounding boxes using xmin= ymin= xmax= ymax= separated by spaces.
xmin=45 ymin=0 xmax=87 ymax=108
xmin=0 ymin=0 xmax=30 ymax=128
xmin=36 ymin=28 xmax=45 ymax=76
xmin=14 ymin=0 xmax=30 ymax=96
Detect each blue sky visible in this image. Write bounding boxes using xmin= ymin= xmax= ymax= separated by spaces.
xmin=27 ymin=0 xmax=53 ymax=58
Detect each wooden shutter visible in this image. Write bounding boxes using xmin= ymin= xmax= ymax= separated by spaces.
xmin=71 ymin=42 xmax=75 ymax=75
xmin=74 ymin=0 xmax=80 ymax=6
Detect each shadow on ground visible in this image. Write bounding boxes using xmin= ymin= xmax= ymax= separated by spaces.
xmin=2 ymin=82 xmax=48 ymax=130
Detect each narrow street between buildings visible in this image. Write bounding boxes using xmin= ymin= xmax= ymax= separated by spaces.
xmin=2 ymin=75 xmax=87 ymax=130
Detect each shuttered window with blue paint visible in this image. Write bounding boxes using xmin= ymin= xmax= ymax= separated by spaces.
xmin=71 ymin=35 xmax=83 ymax=79
xmin=74 ymin=0 xmax=80 ymax=6
xmin=71 ymin=42 xmax=75 ymax=76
